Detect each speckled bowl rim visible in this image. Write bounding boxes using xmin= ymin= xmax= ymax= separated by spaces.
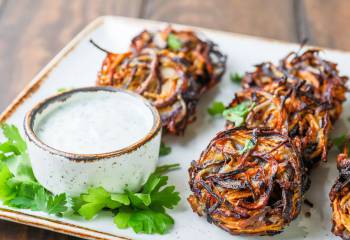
xmin=24 ymin=86 xmax=162 ymax=161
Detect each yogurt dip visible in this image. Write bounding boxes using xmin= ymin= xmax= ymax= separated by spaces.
xmin=34 ymin=90 xmax=154 ymax=154
xmin=24 ymin=87 xmax=161 ymax=195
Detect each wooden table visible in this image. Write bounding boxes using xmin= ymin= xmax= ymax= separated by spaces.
xmin=0 ymin=0 xmax=349 ymax=239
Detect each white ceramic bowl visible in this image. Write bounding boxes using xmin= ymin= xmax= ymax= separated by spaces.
xmin=24 ymin=87 xmax=162 ymax=196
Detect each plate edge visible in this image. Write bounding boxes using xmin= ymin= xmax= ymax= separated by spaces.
xmin=0 ymin=14 xmax=349 ymax=240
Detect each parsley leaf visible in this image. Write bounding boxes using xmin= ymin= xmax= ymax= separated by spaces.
xmin=128 ymin=209 xmax=174 ymax=234
xmin=47 ymin=193 xmax=68 ymax=215
xmin=74 ymin=164 xmax=181 ymax=234
xmin=223 ymin=101 xmax=255 ymax=127
xmin=111 ymin=193 xmax=130 ymax=206
xmin=230 ymin=72 xmax=243 ymax=84
xmin=0 ymin=163 xmax=15 ymax=201
xmin=167 ymin=34 xmax=182 ymax=51
xmin=159 ymin=142 xmax=171 ymax=156
xmin=77 ymin=187 xmax=122 ymax=220
xmin=208 ymin=101 xmax=225 ymax=116
xmin=114 ymin=206 xmax=133 ymax=229
xmin=151 ymin=185 xmax=180 ymax=209
xmin=115 ymin=207 xmax=174 ymax=234
xmin=0 ymin=124 xmax=26 ymax=153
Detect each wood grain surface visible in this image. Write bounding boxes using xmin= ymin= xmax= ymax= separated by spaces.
xmin=1 ymin=0 xmax=350 ymax=239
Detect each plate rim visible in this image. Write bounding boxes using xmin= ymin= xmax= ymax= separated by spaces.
xmin=1 ymin=15 xmax=349 ymax=240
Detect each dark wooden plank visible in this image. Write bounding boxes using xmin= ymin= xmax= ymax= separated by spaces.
xmin=300 ymin=0 xmax=350 ymax=51
xmin=0 ymin=0 xmax=142 ymax=112
xmin=0 ymin=220 xmax=80 ymax=240
xmin=142 ymin=0 xmax=297 ymax=42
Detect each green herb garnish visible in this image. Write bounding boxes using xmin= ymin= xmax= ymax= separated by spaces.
xmin=332 ymin=134 xmax=350 ymax=152
xmin=57 ymin=87 xmax=71 ymax=93
xmin=0 ymin=124 xmax=68 ymax=216
xmin=75 ymin=164 xmax=181 ymax=234
xmin=230 ymin=73 xmax=243 ymax=84
xmin=347 ymin=116 xmax=350 ymax=122
xmin=239 ymin=138 xmax=257 ymax=155
xmin=159 ymin=142 xmax=171 ymax=157
xmin=223 ymin=101 xmax=255 ymax=127
xmin=167 ymin=34 xmax=182 ymax=51
xmin=207 ymin=101 xmax=225 ymax=116
xmin=0 ymin=124 xmax=181 ymax=234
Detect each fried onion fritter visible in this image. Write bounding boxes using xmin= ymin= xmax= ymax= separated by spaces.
xmin=97 ymin=27 xmax=226 ymax=135
xmin=188 ymin=128 xmax=303 ymax=235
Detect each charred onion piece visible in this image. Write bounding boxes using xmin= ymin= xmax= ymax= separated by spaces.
xmin=188 ymin=128 xmax=303 ymax=235
xmin=330 ymin=144 xmax=350 ymax=240
xmin=227 ymin=80 xmax=331 ymax=169
xmin=97 ymin=27 xmax=226 ymax=135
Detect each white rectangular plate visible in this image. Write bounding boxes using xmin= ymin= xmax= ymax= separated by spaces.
xmin=0 ymin=16 xmax=349 ymax=240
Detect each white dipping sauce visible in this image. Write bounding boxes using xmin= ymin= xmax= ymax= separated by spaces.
xmin=34 ymin=91 xmax=154 ymax=154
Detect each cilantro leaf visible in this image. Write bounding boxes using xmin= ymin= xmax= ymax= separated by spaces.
xmin=239 ymin=138 xmax=257 ymax=155
xmin=223 ymin=101 xmax=255 ymax=127
xmin=159 ymin=142 xmax=171 ymax=157
xmin=208 ymin=101 xmax=225 ymax=116
xmin=230 ymin=72 xmax=243 ymax=84
xmin=167 ymin=34 xmax=182 ymax=51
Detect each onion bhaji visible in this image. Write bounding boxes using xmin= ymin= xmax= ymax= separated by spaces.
xmin=188 ymin=128 xmax=303 ymax=235
xmin=189 ymin=48 xmax=348 ymax=236
xmin=97 ymin=27 xmax=226 ymax=135
xmin=242 ymin=49 xmax=347 ymax=122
